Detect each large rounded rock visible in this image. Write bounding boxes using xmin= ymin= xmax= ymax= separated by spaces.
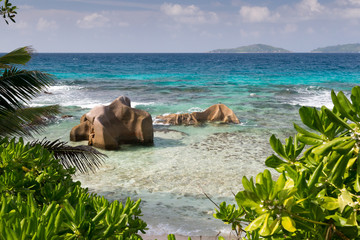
xmin=70 ymin=96 xmax=153 ymax=150
xmin=156 ymin=104 xmax=239 ymax=125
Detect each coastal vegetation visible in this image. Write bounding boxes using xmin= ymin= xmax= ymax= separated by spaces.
xmin=209 ymin=44 xmax=291 ymax=53
xmin=0 ymin=2 xmax=148 ymax=238
xmin=311 ymin=44 xmax=360 ymax=53
xmin=0 ymin=47 xmax=148 ymax=239
xmin=3 ymin=1 xmax=360 ymax=239
xmin=214 ymin=87 xmax=360 ymax=239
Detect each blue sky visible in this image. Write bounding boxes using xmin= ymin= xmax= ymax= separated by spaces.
xmin=1 ymin=0 xmax=360 ymax=52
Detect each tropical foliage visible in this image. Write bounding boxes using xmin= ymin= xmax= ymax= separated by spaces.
xmin=214 ymin=86 xmax=360 ymax=239
xmin=0 ymin=46 xmax=104 ymax=173
xmin=0 ymin=138 xmax=147 ymax=239
xmin=0 ymin=0 xmax=16 ymax=24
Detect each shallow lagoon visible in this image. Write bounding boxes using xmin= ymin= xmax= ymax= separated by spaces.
xmin=30 ymin=53 xmax=360 ymax=235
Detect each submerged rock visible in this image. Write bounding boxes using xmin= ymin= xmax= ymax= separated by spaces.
xmin=156 ymin=104 xmax=239 ymax=125
xmin=70 ymin=96 xmax=153 ymax=150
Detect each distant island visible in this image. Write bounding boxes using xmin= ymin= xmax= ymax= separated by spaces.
xmin=209 ymin=44 xmax=291 ymax=53
xmin=311 ymin=43 xmax=360 ymax=53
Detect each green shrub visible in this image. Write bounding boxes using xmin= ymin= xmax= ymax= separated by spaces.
xmin=214 ymin=86 xmax=360 ymax=239
xmin=0 ymin=138 xmax=147 ymax=239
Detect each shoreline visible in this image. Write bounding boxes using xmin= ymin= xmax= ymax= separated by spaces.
xmin=141 ymin=234 xmax=220 ymax=240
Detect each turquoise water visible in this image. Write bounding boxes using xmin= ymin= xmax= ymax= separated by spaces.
xmin=28 ymin=53 xmax=360 ymax=235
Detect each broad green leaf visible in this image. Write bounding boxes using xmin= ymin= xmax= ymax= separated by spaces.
xmin=245 ymin=213 xmax=267 ymax=231
xmin=320 ymin=197 xmax=339 ymax=210
xmin=338 ymin=189 xmax=353 ymax=213
xmin=346 ymin=212 xmax=357 ymax=226
xmin=242 ymin=176 xmax=254 ymax=192
xmin=270 ymin=218 xmax=281 ymax=235
xmin=284 ymin=165 xmax=298 ymax=181
xmin=281 ymin=216 xmax=296 ymax=232
xmin=294 ymin=124 xmax=323 ymax=139
xmin=324 ymin=108 xmax=352 ymax=130
xmin=329 ymin=155 xmax=350 ymax=188
xmin=259 ymin=213 xmax=271 ymax=236
xmin=355 ymin=155 xmax=360 ymax=192
xmin=299 ymin=107 xmax=317 ymax=131
xmin=269 ymin=135 xmax=287 ymax=159
xmin=265 ymin=155 xmax=286 ymax=169
xmin=312 ymin=137 xmax=351 ymax=156
xmin=297 ymin=134 xmax=323 ymax=146
xmin=0 ymin=46 xmax=32 ymax=65
xmin=235 ymin=191 xmax=260 ymax=209
xmin=337 ymin=91 xmax=360 ymax=122
xmin=308 ymin=162 xmax=323 ymax=191
xmin=332 ymin=139 xmax=356 ymax=155
xmin=270 ymin=173 xmax=285 ymax=201
xmin=263 ymin=169 xmax=273 ymax=194
xmin=284 ymin=197 xmax=295 ymax=211
xmin=351 ymin=86 xmax=360 ymax=114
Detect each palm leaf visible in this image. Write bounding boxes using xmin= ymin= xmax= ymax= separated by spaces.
xmin=0 ymin=105 xmax=60 ymax=136
xmin=0 ymin=46 xmax=32 ymax=66
xmin=31 ymin=139 xmax=106 ymax=174
xmin=0 ymin=67 xmax=54 ymax=113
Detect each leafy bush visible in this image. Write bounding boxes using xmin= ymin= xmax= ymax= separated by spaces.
xmin=214 ymin=86 xmax=360 ymax=239
xmin=0 ymin=138 xmax=147 ymax=239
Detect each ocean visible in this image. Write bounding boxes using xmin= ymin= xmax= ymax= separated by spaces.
xmin=27 ymin=53 xmax=360 ymax=236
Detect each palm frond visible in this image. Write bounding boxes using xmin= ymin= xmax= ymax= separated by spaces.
xmin=0 ymin=46 xmax=32 ymax=66
xmin=0 ymin=67 xmax=54 ymax=113
xmin=31 ymin=139 xmax=106 ymax=174
xmin=0 ymin=105 xmax=60 ymax=136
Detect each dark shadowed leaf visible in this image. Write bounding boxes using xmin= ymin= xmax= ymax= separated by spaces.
xmin=31 ymin=139 xmax=106 ymax=174
xmin=0 ymin=46 xmax=32 ymax=66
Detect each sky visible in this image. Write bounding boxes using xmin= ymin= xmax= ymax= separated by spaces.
xmin=1 ymin=0 xmax=360 ymax=53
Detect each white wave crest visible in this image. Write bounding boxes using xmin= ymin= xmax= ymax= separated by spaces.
xmin=287 ymin=86 xmax=334 ymax=109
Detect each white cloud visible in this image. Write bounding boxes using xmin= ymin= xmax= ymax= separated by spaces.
xmin=341 ymin=8 xmax=360 ymax=18
xmin=37 ymin=18 xmax=58 ymax=31
xmin=349 ymin=0 xmax=360 ymax=5
xmin=338 ymin=0 xmax=360 ymax=6
xmin=239 ymin=6 xmax=279 ymax=23
xmin=77 ymin=13 xmax=110 ymax=29
xmin=160 ymin=3 xmax=218 ymax=24
xmin=297 ymin=0 xmax=323 ymax=14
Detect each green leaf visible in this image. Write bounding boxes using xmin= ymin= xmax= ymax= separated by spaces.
xmin=294 ymin=123 xmax=323 ymax=139
xmin=270 ymin=218 xmax=281 ymax=235
xmin=0 ymin=46 xmax=32 ymax=65
xmin=281 ymin=215 xmax=296 ymax=232
xmin=245 ymin=213 xmax=267 ymax=231
xmin=297 ymin=134 xmax=324 ymax=145
xmin=324 ymin=108 xmax=352 ymax=130
xmin=242 ymin=176 xmax=254 ymax=192
xmin=320 ymin=197 xmax=339 ymax=210
xmin=265 ymin=155 xmax=286 ymax=169
xmin=263 ymin=169 xmax=273 ymax=194
xmin=338 ymin=189 xmax=353 ymax=213
xmin=329 ymin=155 xmax=350 ymax=188
xmin=332 ymin=139 xmax=356 ymax=154
xmin=259 ymin=213 xmax=271 ymax=236
xmin=269 ymin=135 xmax=287 ymax=159
xmin=337 ymin=91 xmax=360 ymax=122
xmin=312 ymin=137 xmax=351 ymax=156
xmin=346 ymin=212 xmax=357 ymax=226
xmin=351 ymin=86 xmax=360 ymax=114
xmin=307 ymin=162 xmax=323 ymax=191
xmin=270 ymin=173 xmax=285 ymax=201
xmin=299 ymin=107 xmax=317 ymax=131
